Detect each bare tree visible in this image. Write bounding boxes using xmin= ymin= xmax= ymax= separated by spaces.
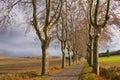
xmin=89 ymin=0 xmax=110 ymax=75
xmin=87 ymin=24 xmax=94 ymax=67
xmin=32 ymin=0 xmax=63 ymax=75
xmin=0 ymin=0 xmax=63 ymax=75
xmin=56 ymin=16 xmax=67 ymax=68
xmin=0 ymin=0 xmax=23 ymax=32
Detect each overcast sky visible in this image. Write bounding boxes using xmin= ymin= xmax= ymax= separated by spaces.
xmin=0 ymin=24 xmax=120 ymax=57
xmin=0 ymin=26 xmax=61 ymax=57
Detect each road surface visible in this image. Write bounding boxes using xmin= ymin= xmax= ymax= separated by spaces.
xmin=45 ymin=62 xmax=84 ymax=80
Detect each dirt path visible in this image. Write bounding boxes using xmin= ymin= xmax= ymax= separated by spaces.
xmin=45 ymin=62 xmax=84 ymax=80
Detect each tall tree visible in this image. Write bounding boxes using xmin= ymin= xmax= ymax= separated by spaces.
xmin=89 ymin=0 xmax=110 ymax=75
xmin=0 ymin=0 xmax=63 ymax=75
xmin=56 ymin=17 xmax=67 ymax=68
xmin=87 ymin=23 xmax=94 ymax=67
xmin=32 ymin=0 xmax=63 ymax=75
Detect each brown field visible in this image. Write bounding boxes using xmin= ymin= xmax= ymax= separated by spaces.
xmin=0 ymin=56 xmax=62 ymax=75
xmin=0 ymin=57 xmax=80 ymax=80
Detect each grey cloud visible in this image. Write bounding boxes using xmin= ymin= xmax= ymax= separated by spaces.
xmin=0 ymin=25 xmax=120 ymax=57
xmin=0 ymin=27 xmax=61 ymax=57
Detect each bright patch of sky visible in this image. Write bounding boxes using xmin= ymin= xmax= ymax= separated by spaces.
xmin=107 ymin=25 xmax=120 ymax=51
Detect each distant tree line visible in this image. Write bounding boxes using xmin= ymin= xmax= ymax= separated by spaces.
xmin=99 ymin=50 xmax=120 ymax=57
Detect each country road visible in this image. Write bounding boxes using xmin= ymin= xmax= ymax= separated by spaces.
xmin=45 ymin=62 xmax=85 ymax=80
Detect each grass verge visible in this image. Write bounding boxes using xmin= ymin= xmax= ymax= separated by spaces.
xmin=80 ymin=63 xmax=97 ymax=80
xmin=80 ymin=63 xmax=105 ymax=80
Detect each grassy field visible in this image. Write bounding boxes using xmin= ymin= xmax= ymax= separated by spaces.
xmin=0 ymin=56 xmax=119 ymax=80
xmin=99 ymin=56 xmax=120 ymax=80
xmin=0 ymin=56 xmax=64 ymax=80
xmin=0 ymin=57 xmax=62 ymax=74
xmin=99 ymin=56 xmax=120 ymax=68
xmin=0 ymin=56 xmax=81 ymax=80
xmin=99 ymin=56 xmax=120 ymax=64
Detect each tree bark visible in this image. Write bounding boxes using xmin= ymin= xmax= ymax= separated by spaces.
xmin=41 ymin=40 xmax=50 ymax=75
xmin=92 ymin=33 xmax=99 ymax=75
xmin=68 ymin=49 xmax=72 ymax=66
xmin=62 ymin=48 xmax=66 ymax=68
xmin=72 ymin=52 xmax=75 ymax=64
xmin=76 ymin=53 xmax=78 ymax=64
xmin=87 ymin=48 xmax=90 ymax=65
xmin=61 ymin=41 xmax=66 ymax=68
xmin=89 ymin=35 xmax=93 ymax=66
xmin=87 ymin=24 xmax=94 ymax=67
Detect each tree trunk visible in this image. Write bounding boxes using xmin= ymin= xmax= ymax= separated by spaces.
xmin=67 ymin=48 xmax=72 ymax=66
xmin=93 ymin=33 xmax=99 ymax=75
xmin=89 ymin=36 xmax=93 ymax=66
xmin=86 ymin=49 xmax=90 ymax=66
xmin=61 ymin=41 xmax=66 ymax=68
xmin=41 ymin=41 xmax=49 ymax=75
xmin=76 ymin=53 xmax=78 ymax=64
xmin=87 ymin=24 xmax=94 ymax=67
xmin=87 ymin=48 xmax=90 ymax=65
xmin=62 ymin=48 xmax=66 ymax=68
xmin=72 ymin=53 xmax=75 ymax=64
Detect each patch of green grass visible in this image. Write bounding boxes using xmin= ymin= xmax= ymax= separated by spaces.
xmin=80 ymin=63 xmax=97 ymax=80
xmin=99 ymin=56 xmax=120 ymax=64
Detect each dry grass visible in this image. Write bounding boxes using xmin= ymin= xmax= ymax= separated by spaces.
xmin=0 ymin=56 xmax=63 ymax=80
xmin=99 ymin=56 xmax=120 ymax=80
